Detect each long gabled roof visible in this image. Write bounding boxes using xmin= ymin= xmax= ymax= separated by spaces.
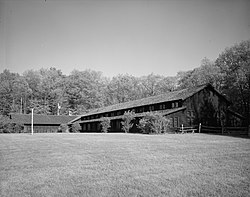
xmin=70 ymin=83 xmax=227 ymax=123
xmin=9 ymin=114 xmax=78 ymax=125
xmin=77 ymin=107 xmax=186 ymax=124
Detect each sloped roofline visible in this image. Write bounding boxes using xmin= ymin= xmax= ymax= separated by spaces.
xmin=9 ymin=113 xmax=78 ymax=125
xmin=76 ymin=107 xmax=187 ymax=124
xmin=183 ymin=83 xmax=230 ymax=104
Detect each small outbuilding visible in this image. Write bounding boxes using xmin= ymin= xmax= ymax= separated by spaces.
xmin=9 ymin=114 xmax=78 ymax=133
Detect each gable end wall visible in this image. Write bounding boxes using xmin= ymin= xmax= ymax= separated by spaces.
xmin=183 ymin=86 xmax=228 ymax=126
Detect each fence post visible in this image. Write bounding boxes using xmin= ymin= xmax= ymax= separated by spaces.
xmin=181 ymin=124 xmax=184 ymax=134
xmin=222 ymin=126 xmax=224 ymax=135
xmin=199 ymin=123 xmax=201 ymax=133
xmin=31 ymin=108 xmax=34 ymax=135
xmin=248 ymin=125 xmax=250 ymax=138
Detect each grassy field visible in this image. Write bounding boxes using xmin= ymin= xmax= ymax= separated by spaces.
xmin=0 ymin=133 xmax=249 ymax=197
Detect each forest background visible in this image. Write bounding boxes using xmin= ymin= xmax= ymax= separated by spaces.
xmin=0 ymin=40 xmax=249 ymax=125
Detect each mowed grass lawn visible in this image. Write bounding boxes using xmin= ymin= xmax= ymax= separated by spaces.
xmin=0 ymin=133 xmax=249 ymax=197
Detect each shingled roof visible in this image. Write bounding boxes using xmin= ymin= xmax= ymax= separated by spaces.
xmin=77 ymin=107 xmax=187 ymax=124
xmin=9 ymin=114 xmax=78 ymax=125
xmin=71 ymin=83 xmax=227 ymax=123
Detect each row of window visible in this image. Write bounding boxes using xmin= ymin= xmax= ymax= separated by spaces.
xmin=82 ymin=117 xmax=184 ymax=131
xmin=82 ymin=101 xmax=181 ymax=121
xmin=170 ymin=117 xmax=179 ymax=128
xmin=187 ymin=110 xmax=195 ymax=117
xmin=81 ymin=118 xmax=197 ymax=131
xmin=82 ymin=120 xmax=122 ymax=131
xmin=169 ymin=117 xmax=195 ymax=127
xmin=187 ymin=118 xmax=195 ymax=126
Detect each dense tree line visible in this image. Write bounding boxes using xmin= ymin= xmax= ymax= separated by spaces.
xmin=0 ymin=69 xmax=177 ymax=116
xmin=0 ymin=40 xmax=249 ymax=125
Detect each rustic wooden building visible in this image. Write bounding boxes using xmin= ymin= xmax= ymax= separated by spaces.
xmin=69 ymin=84 xmax=244 ymax=132
xmin=9 ymin=114 xmax=78 ymax=133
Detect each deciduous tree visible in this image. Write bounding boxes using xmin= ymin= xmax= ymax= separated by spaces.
xmin=121 ymin=110 xmax=135 ymax=133
xmin=215 ymin=40 xmax=250 ymax=125
xmin=100 ymin=117 xmax=111 ymax=133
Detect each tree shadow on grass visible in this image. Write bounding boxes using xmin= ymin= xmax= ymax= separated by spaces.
xmin=201 ymin=132 xmax=250 ymax=139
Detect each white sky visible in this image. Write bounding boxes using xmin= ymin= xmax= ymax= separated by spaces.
xmin=0 ymin=0 xmax=249 ymax=77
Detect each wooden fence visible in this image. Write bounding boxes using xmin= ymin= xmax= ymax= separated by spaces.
xmin=200 ymin=125 xmax=250 ymax=137
xmin=174 ymin=124 xmax=250 ymax=137
xmin=175 ymin=125 xmax=198 ymax=134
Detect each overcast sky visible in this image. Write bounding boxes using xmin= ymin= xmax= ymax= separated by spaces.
xmin=0 ymin=0 xmax=249 ymax=77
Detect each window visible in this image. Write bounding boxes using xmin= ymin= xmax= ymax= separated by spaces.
xmin=172 ymin=102 xmax=175 ymax=108
xmin=149 ymin=105 xmax=154 ymax=111
xmin=170 ymin=118 xmax=174 ymax=127
xmin=83 ymin=124 xmax=86 ymax=131
xmin=159 ymin=105 xmax=162 ymax=110
xmin=116 ymin=120 xmax=121 ymax=130
xmin=162 ymin=104 xmax=166 ymax=110
xmin=97 ymin=123 xmax=101 ymax=131
xmin=175 ymin=102 xmax=179 ymax=108
xmin=191 ymin=118 xmax=194 ymax=125
xmin=187 ymin=110 xmax=194 ymax=117
xmin=174 ymin=117 xmax=179 ymax=127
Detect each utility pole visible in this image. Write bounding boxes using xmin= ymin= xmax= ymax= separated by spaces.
xmin=31 ymin=108 xmax=34 ymax=135
xmin=57 ymin=103 xmax=61 ymax=115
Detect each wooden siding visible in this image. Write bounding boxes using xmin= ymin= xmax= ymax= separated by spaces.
xmin=183 ymin=86 xmax=228 ymax=126
xmin=167 ymin=110 xmax=186 ymax=128
xmin=24 ymin=124 xmax=60 ymax=133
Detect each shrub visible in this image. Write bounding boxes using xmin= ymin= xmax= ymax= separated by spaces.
xmin=71 ymin=122 xmax=81 ymax=133
xmin=14 ymin=123 xmax=24 ymax=133
xmin=0 ymin=115 xmax=24 ymax=133
xmin=100 ymin=117 xmax=110 ymax=133
xmin=0 ymin=115 xmax=11 ymax=133
xmin=137 ymin=117 xmax=151 ymax=134
xmin=3 ymin=123 xmax=13 ymax=133
xmin=137 ymin=112 xmax=170 ymax=134
xmin=121 ymin=111 xmax=135 ymax=133
xmin=58 ymin=124 xmax=68 ymax=133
